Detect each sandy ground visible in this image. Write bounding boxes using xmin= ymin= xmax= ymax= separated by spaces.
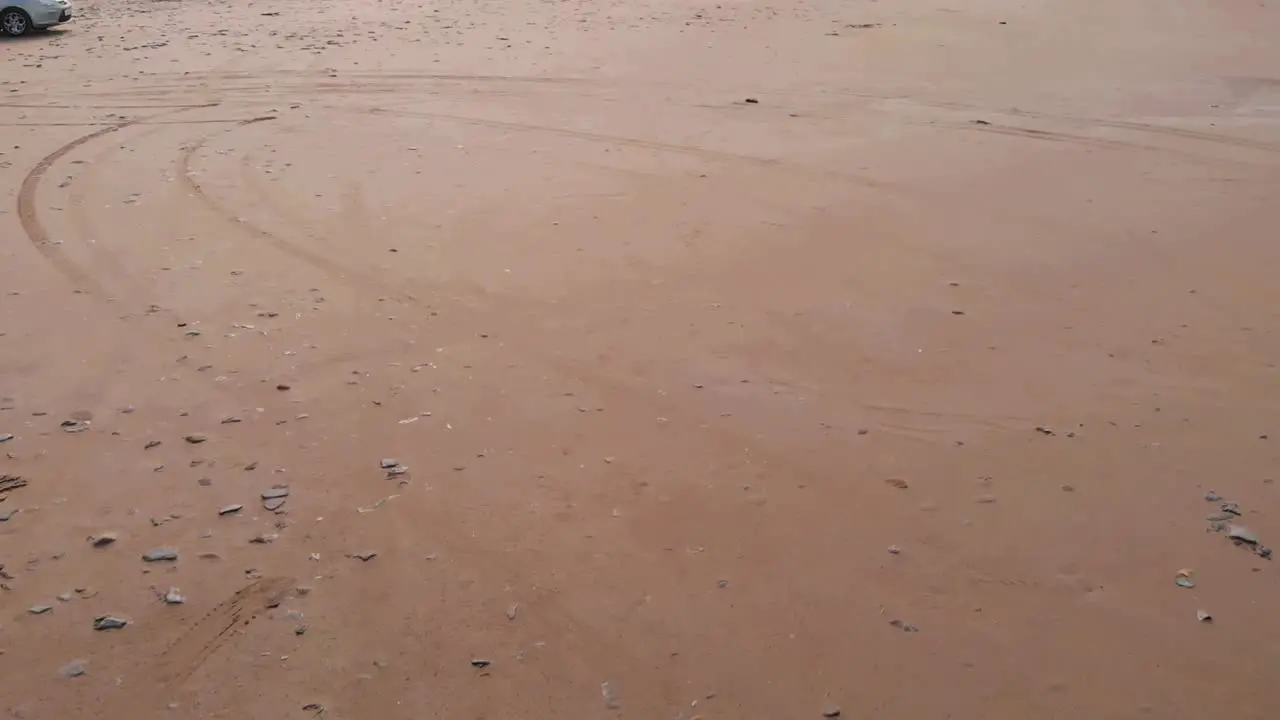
xmin=2 ymin=0 xmax=1280 ymax=717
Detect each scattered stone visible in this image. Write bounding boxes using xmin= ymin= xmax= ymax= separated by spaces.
xmin=263 ymin=497 xmax=286 ymax=512
xmin=351 ymin=550 xmax=377 ymax=561
xmin=1204 ymin=491 xmax=1222 ymax=502
xmin=1174 ymin=569 xmax=1196 ymax=588
xmin=601 ymin=681 xmax=621 ymax=710
xmin=163 ymin=587 xmax=185 ymax=604
xmin=61 ymin=420 xmax=89 ymax=433
xmin=470 ymin=658 xmax=491 ymax=668
xmin=822 ymin=707 xmax=842 ymax=718
xmin=261 ymin=486 xmax=290 ymax=500
xmin=198 ymin=477 xmax=213 ymax=487
xmin=1221 ymin=502 xmax=1241 ymax=516
xmin=60 ymin=660 xmax=87 ymax=678
xmin=92 ymin=615 xmax=129 ymax=631
xmin=887 ymin=545 xmax=901 ymax=555
xmin=1196 ymin=610 xmax=1213 ymax=623
xmin=302 ymin=704 xmax=324 ymax=713
xmin=380 ymin=458 xmax=399 ymax=469
xmin=142 ymin=547 xmax=179 ymax=562
xmin=1206 ymin=512 xmax=1234 ymax=522
xmin=184 ymin=434 xmax=208 ymax=444
xmin=1034 ymin=425 xmax=1055 ymax=436
xmin=506 ymin=603 xmax=519 ymax=620
xmin=121 ymin=405 xmax=136 ymax=414
xmin=973 ymin=494 xmax=997 ymax=504
xmin=28 ymin=605 xmax=53 ymax=615
xmin=1228 ymin=525 xmax=1260 ymax=545
xmin=145 ymin=440 xmax=162 ymax=450
xmin=888 ymin=619 xmax=919 ymax=632
xmin=57 ymin=592 xmax=73 ymax=602
xmin=385 ymin=464 xmax=409 ymax=477
xmin=219 ymin=504 xmax=243 ymax=516
xmin=0 ymin=474 xmax=28 ymax=493
xmin=884 ymin=478 xmax=909 ymax=490
xmin=1258 ymin=546 xmax=1273 ymax=560
xmin=249 ymin=533 xmax=278 ymax=544
xmin=220 ymin=416 xmax=242 ymax=424
xmin=0 ymin=509 xmax=17 ymax=522
xmin=744 ymin=97 xmax=759 ymax=104
xmin=717 ymin=579 xmax=729 ymax=589
xmin=0 ymin=433 xmax=12 ymax=443
xmin=1060 ymin=484 xmax=1075 ymax=492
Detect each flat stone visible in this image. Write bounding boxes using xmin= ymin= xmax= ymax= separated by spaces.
xmin=249 ymin=533 xmax=278 ymax=544
xmin=1221 ymin=502 xmax=1242 ymax=516
xmin=28 ymin=604 xmax=53 ymax=615
xmin=142 ymin=547 xmax=179 ymax=562
xmin=1228 ymin=525 xmax=1260 ymax=544
xmin=263 ymin=497 xmax=286 ymax=512
xmin=1197 ymin=610 xmax=1213 ymax=623
xmin=92 ymin=615 xmax=129 ymax=631
xmin=261 ymin=486 xmax=290 ymax=500
xmin=60 ymin=660 xmax=87 ymax=678
xmin=184 ymin=434 xmax=208 ymax=444
xmin=351 ymin=550 xmax=378 ymax=561
xmin=0 ymin=509 xmax=17 ymax=522
xmin=1204 ymin=491 xmax=1222 ymax=502
xmin=61 ymin=420 xmax=90 ymax=433
xmin=380 ymin=458 xmax=399 ymax=469
xmin=1206 ymin=512 xmax=1234 ymax=522
xmin=219 ymin=504 xmax=243 ymax=516
xmin=0 ymin=433 xmax=13 ymax=443
xmin=163 ymin=587 xmax=185 ymax=604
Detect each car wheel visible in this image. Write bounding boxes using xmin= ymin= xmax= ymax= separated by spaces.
xmin=2 ymin=8 xmax=32 ymax=36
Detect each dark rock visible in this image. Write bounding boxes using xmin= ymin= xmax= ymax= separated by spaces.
xmin=744 ymin=97 xmax=759 ymax=104
xmin=888 ymin=619 xmax=919 ymax=632
xmin=145 ymin=440 xmax=161 ymax=450
xmin=351 ymin=550 xmax=377 ymax=561
xmin=92 ymin=615 xmax=129 ymax=630
xmin=142 ymin=547 xmax=179 ymax=562
xmin=89 ymin=532 xmax=118 ymax=547
xmin=184 ymin=434 xmax=208 ymax=444
xmin=470 ymin=658 xmax=491 ymax=668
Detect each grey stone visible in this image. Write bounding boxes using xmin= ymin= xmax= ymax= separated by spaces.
xmin=261 ymin=486 xmax=290 ymax=500
xmin=352 ymin=550 xmax=377 ymax=561
xmin=60 ymin=660 xmax=87 ymax=678
xmin=184 ymin=434 xmax=208 ymax=444
xmin=380 ymin=458 xmax=399 ymax=469
xmin=163 ymin=587 xmax=185 ymax=604
xmin=1221 ymin=502 xmax=1242 ymax=516
xmin=601 ymin=681 xmax=620 ymax=710
xmin=142 ymin=547 xmax=179 ymax=562
xmin=1204 ymin=491 xmax=1222 ymax=502
xmin=249 ymin=533 xmax=278 ymax=544
xmin=0 ymin=509 xmax=17 ymax=522
xmin=0 ymin=433 xmax=13 ymax=443
xmin=1228 ymin=525 xmax=1260 ymax=544
xmin=1196 ymin=610 xmax=1212 ymax=623
xmin=263 ymin=497 xmax=286 ymax=512
xmin=1206 ymin=512 xmax=1234 ymax=522
xmin=61 ymin=420 xmax=89 ymax=433
xmin=218 ymin=504 xmax=243 ymax=516
xmin=28 ymin=604 xmax=53 ymax=615
xmin=470 ymin=659 xmax=491 ymax=668
xmin=889 ymin=619 xmax=919 ymax=632
xmin=92 ymin=615 xmax=129 ymax=630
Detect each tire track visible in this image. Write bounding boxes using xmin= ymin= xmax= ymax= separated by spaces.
xmin=176 ymin=117 xmax=425 ymax=306
xmin=15 ymin=104 xmax=218 ymax=294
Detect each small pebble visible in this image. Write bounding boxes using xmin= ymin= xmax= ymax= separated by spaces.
xmin=261 ymin=486 xmax=290 ymax=500
xmin=1228 ymin=525 xmax=1260 ymax=544
xmin=92 ymin=615 xmax=129 ymax=631
xmin=142 ymin=547 xmax=179 ymax=562
xmin=184 ymin=434 xmax=208 ymax=444
xmin=60 ymin=660 xmax=87 ymax=678
xmin=218 ymin=504 xmax=243 ymax=516
xmin=380 ymin=458 xmax=399 ymax=469
xmin=351 ymin=550 xmax=378 ymax=561
xmin=888 ymin=619 xmax=919 ymax=632
xmin=822 ymin=708 xmax=842 ymax=718
xmin=28 ymin=605 xmax=53 ymax=615
xmin=1204 ymin=491 xmax=1222 ymax=502
xmin=470 ymin=658 xmax=491 ymax=668
xmin=1196 ymin=610 xmax=1212 ymax=623
xmin=145 ymin=440 xmax=162 ymax=450
xmin=1221 ymin=502 xmax=1241 ymax=516
xmin=887 ymin=545 xmax=901 ymax=555
xmin=0 ymin=433 xmax=13 ymax=443
xmin=601 ymin=681 xmax=621 ymax=710
xmin=163 ymin=587 xmax=185 ymax=604
xmin=1175 ymin=569 xmax=1195 ymax=588
xmin=250 ymin=533 xmax=278 ymax=544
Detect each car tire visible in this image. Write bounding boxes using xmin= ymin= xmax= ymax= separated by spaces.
xmin=2 ymin=7 xmax=33 ymax=36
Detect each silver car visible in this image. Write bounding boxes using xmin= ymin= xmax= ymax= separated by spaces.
xmin=1 ymin=0 xmax=73 ymax=37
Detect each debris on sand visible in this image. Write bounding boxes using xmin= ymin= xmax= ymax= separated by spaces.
xmin=89 ymin=531 xmax=118 ymax=547
xmin=1197 ymin=610 xmax=1213 ymax=623
xmin=888 ymin=619 xmax=919 ymax=632
xmin=61 ymin=419 xmax=90 ymax=433
xmin=142 ymin=547 xmax=179 ymax=562
xmin=60 ymin=660 xmax=87 ymax=678
xmin=0 ymin=475 xmax=27 ymax=494
xmin=92 ymin=615 xmax=129 ymax=631
xmin=884 ymin=478 xmax=909 ymax=490
xmin=1174 ymin=569 xmax=1196 ymax=588
xmin=1204 ymin=491 xmax=1222 ymax=502
xmin=470 ymin=658 xmax=491 ymax=668
xmin=350 ymin=550 xmax=378 ymax=561
xmin=601 ymin=681 xmax=621 ymax=709
xmin=163 ymin=587 xmax=186 ymax=604
xmin=219 ymin=504 xmax=244 ymax=516
xmin=1228 ymin=525 xmax=1260 ymax=545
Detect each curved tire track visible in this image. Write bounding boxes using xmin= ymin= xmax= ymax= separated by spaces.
xmin=16 ymin=104 xmax=218 ymax=294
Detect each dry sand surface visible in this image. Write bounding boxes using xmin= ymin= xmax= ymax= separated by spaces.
xmin=2 ymin=0 xmax=1280 ymax=717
